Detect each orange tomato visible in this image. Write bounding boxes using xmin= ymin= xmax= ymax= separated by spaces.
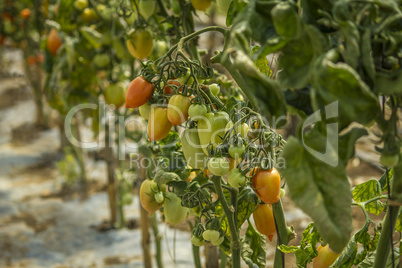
xmin=252 ymin=168 xmax=281 ymax=204
xmin=125 ymin=76 xmax=154 ymax=108
xmin=20 ymin=9 xmax=30 ymax=19
xmin=313 ymin=244 xmax=340 ymax=268
xmin=253 ymin=204 xmax=276 ymax=241
xmin=47 ymin=28 xmax=62 ymax=56
xmin=148 ymin=107 xmax=172 ymax=141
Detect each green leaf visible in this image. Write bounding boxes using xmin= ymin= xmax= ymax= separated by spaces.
xmin=279 ymin=136 xmax=352 ymax=253
xmin=279 ymin=223 xmax=321 ymax=267
xmin=339 ymin=21 xmax=360 ymax=69
xmin=395 ymin=211 xmax=402 ymax=232
xmin=226 ymin=0 xmax=248 ymax=27
xmin=358 ymin=247 xmax=400 ymax=268
xmin=361 ymin=29 xmax=375 ymax=82
xmin=374 ymin=69 xmax=402 ymax=95
xmin=311 ymin=55 xmax=380 ymax=130
xmin=79 ymin=26 xmax=103 ymax=49
xmin=338 ymin=128 xmax=368 ymax=166
xmin=252 ymin=46 xmax=272 ymax=77
xmin=241 ymin=223 xmax=266 ymax=268
xmin=352 ymin=180 xmax=385 ymax=215
xmin=236 ymin=187 xmax=259 ymax=229
xmin=277 ymin=31 xmax=315 ymax=89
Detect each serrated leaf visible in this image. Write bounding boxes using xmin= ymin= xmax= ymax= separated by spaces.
xmin=241 ymin=223 xmax=266 ymax=268
xmin=352 ymin=180 xmax=385 ymax=215
xmin=252 ymin=46 xmax=272 ymax=77
xmin=358 ymin=247 xmax=400 ymax=268
xmin=236 ymin=187 xmax=259 ymax=229
xmin=279 ymin=136 xmax=352 ymax=253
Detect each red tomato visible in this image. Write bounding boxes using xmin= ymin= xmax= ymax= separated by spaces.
xmin=313 ymin=244 xmax=340 ymax=268
xmin=252 ymin=168 xmax=281 ymax=204
xmin=148 ymin=107 xmax=172 ymax=141
xmin=0 ymin=36 xmax=5 ymax=45
xmin=125 ymin=76 xmax=154 ymax=108
xmin=167 ymin=94 xmax=191 ymax=125
xmin=27 ymin=55 xmax=36 ymax=65
xmin=253 ymin=204 xmax=276 ymax=241
xmin=47 ymin=28 xmax=62 ymax=56
xmin=20 ymin=9 xmax=30 ymax=19
xmin=36 ymin=54 xmax=44 ymax=63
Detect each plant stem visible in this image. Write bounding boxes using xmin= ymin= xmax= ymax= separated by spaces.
xmin=373 ymin=163 xmax=402 ymax=268
xmin=219 ymin=249 xmax=228 ymax=268
xmin=192 ymin=244 xmax=202 ymax=268
xmin=272 ymin=200 xmax=292 ymax=268
xmin=212 ymin=176 xmax=241 ymax=268
xmin=151 ymin=213 xmax=164 ymax=268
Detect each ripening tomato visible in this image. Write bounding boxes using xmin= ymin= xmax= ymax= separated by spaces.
xmin=164 ymin=80 xmax=182 ymax=94
xmin=197 ymin=111 xmax=229 ymax=155
xmin=140 ymin=179 xmax=164 ymax=215
xmin=104 ymin=83 xmax=126 ymax=108
xmin=253 ymin=204 xmax=276 ymax=241
xmin=313 ymin=244 xmax=340 ymax=268
xmin=252 ymin=168 xmax=281 ymax=204
xmin=191 ymin=0 xmax=212 ymax=11
xmin=167 ymin=94 xmax=191 ymax=125
xmin=148 ymin=107 xmax=172 ymax=141
xmin=20 ymin=9 xmax=30 ymax=19
xmin=81 ymin=8 xmax=98 ymax=22
xmin=125 ymin=76 xmax=154 ymax=108
xmin=164 ymin=192 xmax=188 ymax=225
xmin=126 ymin=28 xmax=153 ymax=60
xmin=181 ymin=128 xmax=208 ymax=169
xmin=47 ymin=28 xmax=62 ymax=56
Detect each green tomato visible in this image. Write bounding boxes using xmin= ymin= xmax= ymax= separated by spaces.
xmin=104 ymin=83 xmax=126 ymax=108
xmin=93 ymin=53 xmax=110 ymax=68
xmin=202 ymin=230 xmax=220 ymax=243
xmin=74 ymin=0 xmax=88 ymax=11
xmin=122 ymin=193 xmax=133 ymax=205
xmin=155 ymin=40 xmax=168 ymax=58
xmin=211 ymin=236 xmax=224 ymax=246
xmin=125 ymin=12 xmax=137 ymax=25
xmin=280 ymin=188 xmax=286 ymax=198
xmin=208 ymin=157 xmax=230 ymax=176
xmin=209 ymin=83 xmax=220 ymax=96
xmin=216 ymin=0 xmax=231 ymax=15
xmin=113 ymin=38 xmax=127 ymax=60
xmin=188 ymin=104 xmax=207 ymax=121
xmin=139 ymin=103 xmax=152 ymax=120
xmin=96 ymin=4 xmax=112 ymax=21
xmin=228 ymin=168 xmax=246 ymax=188
xmin=380 ymin=153 xmax=399 ymax=168
xmin=228 ymin=145 xmax=245 ymax=159
xmin=154 ymin=191 xmax=164 ymax=203
xmin=191 ymin=235 xmax=205 ymax=247
xmin=181 ymin=128 xmax=208 ymax=169
xmin=164 ymin=192 xmax=188 ymax=225
xmin=197 ymin=111 xmax=230 ymax=155
xmin=139 ymin=0 xmax=155 ymax=20
xmin=225 ymin=121 xmax=249 ymax=138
